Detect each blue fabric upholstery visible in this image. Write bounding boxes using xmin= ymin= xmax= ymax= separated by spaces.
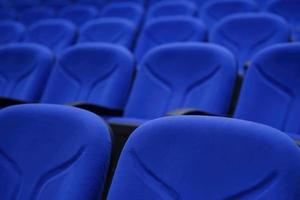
xmin=210 ymin=13 xmax=290 ymax=75
xmin=100 ymin=2 xmax=144 ymax=26
xmin=20 ymin=6 xmax=55 ymax=25
xmin=135 ymin=16 xmax=206 ymax=64
xmin=0 ymin=104 xmax=111 ymax=199
xmin=267 ymin=0 xmax=300 ymax=41
xmin=126 ymin=43 xmax=237 ymax=120
xmin=108 ymin=116 xmax=300 ymax=199
xmin=42 ymin=43 xmax=134 ymax=109
xmin=79 ymin=18 xmax=136 ymax=49
xmin=201 ymin=0 xmax=258 ymax=31
xmin=0 ymin=8 xmax=16 ymax=20
xmin=0 ymin=21 xmax=25 ymax=45
xmin=107 ymin=0 xmax=145 ymax=6
xmin=10 ymin=0 xmax=39 ymax=9
xmin=25 ymin=19 xmax=77 ymax=54
xmin=59 ymin=5 xmax=99 ymax=27
xmin=235 ymin=43 xmax=300 ymax=135
xmin=42 ymin=0 xmax=71 ymax=8
xmin=0 ymin=44 xmax=53 ymax=101
xmin=147 ymin=1 xmax=197 ymax=20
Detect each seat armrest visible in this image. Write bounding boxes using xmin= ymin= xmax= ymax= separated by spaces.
xmin=167 ymin=108 xmax=225 ymax=117
xmin=0 ymin=97 xmax=30 ymax=108
xmin=68 ymin=102 xmax=123 ymax=116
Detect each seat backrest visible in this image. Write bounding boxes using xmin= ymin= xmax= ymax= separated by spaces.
xmin=0 ymin=20 xmax=25 ymax=45
xmin=25 ymin=19 xmax=77 ymax=54
xmin=0 ymin=104 xmax=111 ymax=200
xmin=147 ymin=1 xmax=197 ymax=20
xmin=210 ymin=13 xmax=290 ymax=75
xmin=59 ymin=5 xmax=99 ymax=27
xmin=135 ymin=16 xmax=206 ymax=64
xmin=0 ymin=44 xmax=53 ymax=101
xmin=201 ymin=0 xmax=258 ymax=30
xmin=42 ymin=44 xmax=134 ymax=109
xmin=107 ymin=0 xmax=145 ymax=6
xmin=125 ymin=43 xmax=237 ymax=120
xmin=108 ymin=116 xmax=300 ymax=199
xmin=10 ymin=0 xmax=39 ymax=9
xmin=235 ymin=43 xmax=300 ymax=134
xmin=0 ymin=8 xmax=16 ymax=20
xmin=79 ymin=18 xmax=136 ymax=49
xmin=100 ymin=2 xmax=144 ymax=25
xmin=267 ymin=0 xmax=300 ymax=41
xmin=20 ymin=6 xmax=55 ymax=26
xmin=42 ymin=0 xmax=71 ymax=7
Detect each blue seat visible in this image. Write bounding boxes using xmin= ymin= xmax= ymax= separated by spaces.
xmin=10 ymin=0 xmax=40 ymax=10
xmin=201 ymin=0 xmax=258 ymax=31
xmin=25 ymin=19 xmax=77 ymax=54
xmin=0 ymin=8 xmax=16 ymax=20
xmin=59 ymin=5 xmax=99 ymax=27
xmin=0 ymin=21 xmax=25 ymax=45
xmin=76 ymin=0 xmax=104 ymax=7
xmin=0 ymin=104 xmax=111 ymax=199
xmin=41 ymin=44 xmax=134 ymax=110
xmin=135 ymin=16 xmax=206 ymax=64
xmin=20 ymin=6 xmax=55 ymax=26
xmin=42 ymin=0 xmax=71 ymax=9
xmin=79 ymin=18 xmax=136 ymax=49
xmin=122 ymin=43 xmax=236 ymax=120
xmin=267 ymin=0 xmax=300 ymax=41
xmin=100 ymin=2 xmax=144 ymax=26
xmin=0 ymin=44 xmax=53 ymax=102
xmin=108 ymin=116 xmax=300 ymax=199
xmin=107 ymin=0 xmax=145 ymax=6
xmin=0 ymin=0 xmax=10 ymax=7
xmin=210 ymin=13 xmax=290 ymax=75
xmin=253 ymin=0 xmax=270 ymax=10
xmin=235 ymin=43 xmax=300 ymax=136
xmin=147 ymin=1 xmax=197 ymax=20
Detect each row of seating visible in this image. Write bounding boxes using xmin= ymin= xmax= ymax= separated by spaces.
xmin=0 ymin=2 xmax=144 ymax=26
xmin=1 ymin=104 xmax=300 ymax=199
xmin=0 ymin=42 xmax=299 ymax=138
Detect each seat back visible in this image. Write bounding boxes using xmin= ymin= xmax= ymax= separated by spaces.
xmin=108 ymin=116 xmax=300 ymax=199
xmin=235 ymin=43 xmax=300 ymax=134
xmin=210 ymin=13 xmax=290 ymax=74
xmin=42 ymin=0 xmax=71 ymax=8
xmin=59 ymin=5 xmax=99 ymax=27
xmin=0 ymin=104 xmax=111 ymax=200
xmin=79 ymin=18 xmax=136 ymax=49
xmin=267 ymin=0 xmax=300 ymax=41
xmin=10 ymin=0 xmax=39 ymax=9
xmin=135 ymin=16 xmax=206 ymax=63
xmin=100 ymin=2 xmax=144 ymax=25
xmin=20 ymin=7 xmax=55 ymax=26
xmin=0 ymin=44 xmax=53 ymax=101
xmin=0 ymin=20 xmax=25 ymax=45
xmin=0 ymin=8 xmax=16 ymax=20
xmin=201 ymin=0 xmax=258 ymax=30
xmin=42 ymin=44 xmax=134 ymax=109
xmin=147 ymin=1 xmax=197 ymax=20
xmin=25 ymin=19 xmax=77 ymax=54
xmin=125 ymin=43 xmax=237 ymax=120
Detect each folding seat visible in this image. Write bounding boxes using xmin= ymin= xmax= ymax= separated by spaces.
xmin=117 ymin=43 xmax=237 ymax=122
xmin=147 ymin=1 xmax=197 ymax=20
xmin=100 ymin=2 xmax=144 ymax=26
xmin=25 ymin=19 xmax=77 ymax=54
xmin=210 ymin=13 xmax=290 ymax=75
xmin=0 ymin=44 xmax=53 ymax=103
xmin=0 ymin=8 xmax=16 ymax=20
xmin=135 ymin=17 xmax=206 ymax=64
xmin=0 ymin=21 xmax=25 ymax=45
xmin=234 ymin=43 xmax=300 ymax=138
xmin=108 ymin=116 xmax=300 ymax=199
xmin=79 ymin=18 xmax=136 ymax=49
xmin=59 ymin=5 xmax=99 ymax=27
xmin=20 ymin=7 xmax=55 ymax=26
xmin=267 ymin=0 xmax=300 ymax=41
xmin=10 ymin=0 xmax=40 ymax=10
xmin=41 ymin=44 xmax=134 ymax=110
xmin=0 ymin=104 xmax=111 ymax=199
xmin=201 ymin=0 xmax=258 ymax=30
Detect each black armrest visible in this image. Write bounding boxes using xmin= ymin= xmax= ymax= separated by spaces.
xmin=0 ymin=97 xmax=30 ymax=107
xmin=68 ymin=102 xmax=123 ymax=116
xmin=167 ymin=108 xmax=224 ymax=117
